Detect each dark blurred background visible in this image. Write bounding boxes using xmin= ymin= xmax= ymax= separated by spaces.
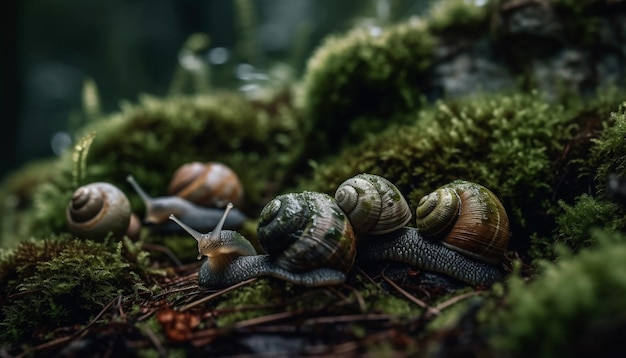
xmin=0 ymin=0 xmax=434 ymax=180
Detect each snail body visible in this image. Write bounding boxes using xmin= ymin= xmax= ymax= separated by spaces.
xmin=336 ymin=175 xmax=509 ymax=286
xmin=170 ymin=192 xmax=355 ymax=288
xmin=357 ymin=228 xmax=503 ymax=286
xmin=127 ymin=175 xmax=246 ymax=233
xmin=168 ymin=161 xmax=243 ymax=208
xmin=66 ymin=182 xmax=135 ymax=240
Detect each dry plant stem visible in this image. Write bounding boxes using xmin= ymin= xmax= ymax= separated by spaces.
xmin=17 ymin=295 xmax=120 ymax=358
xmin=343 ymin=284 xmax=367 ymax=312
xmin=303 ymin=314 xmax=393 ymax=325
xmin=117 ymin=295 xmax=127 ymax=320
xmin=180 ymin=278 xmax=258 ymax=311
xmin=142 ymin=325 xmax=167 ymax=358
xmin=356 ymin=266 xmax=379 ymax=286
xmin=433 ymin=290 xmax=483 ymax=312
xmin=381 ymin=270 xmax=441 ymax=317
xmin=142 ymin=243 xmax=184 ymax=266
xmin=152 ymin=284 xmax=199 ymax=301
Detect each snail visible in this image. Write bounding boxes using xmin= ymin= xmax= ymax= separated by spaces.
xmin=169 ymin=192 xmax=356 ymax=288
xmin=336 ymin=175 xmax=509 ymax=286
xmin=168 ymin=161 xmax=243 ymax=208
xmin=66 ymin=182 xmax=139 ymax=240
xmin=126 ymin=175 xmax=246 ymax=234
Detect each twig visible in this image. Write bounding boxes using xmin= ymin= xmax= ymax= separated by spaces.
xmin=142 ymin=325 xmax=167 ymax=358
xmin=17 ymin=295 xmax=119 ymax=357
xmin=356 ymin=266 xmax=379 ymax=286
xmin=433 ymin=290 xmax=483 ymax=312
xmin=117 ymin=295 xmax=127 ymax=321
xmin=179 ymin=278 xmax=258 ymax=311
xmin=142 ymin=243 xmax=184 ymax=267
xmin=343 ymin=284 xmax=367 ymax=313
xmin=381 ymin=270 xmax=440 ymax=317
xmin=302 ymin=313 xmax=392 ymax=325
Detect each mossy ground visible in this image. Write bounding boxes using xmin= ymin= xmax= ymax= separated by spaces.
xmin=2 ymin=0 xmax=626 ymax=356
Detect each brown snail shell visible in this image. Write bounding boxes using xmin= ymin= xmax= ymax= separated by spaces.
xmin=66 ymin=182 xmax=132 ymax=240
xmin=415 ymin=180 xmax=510 ymax=265
xmin=335 ymin=173 xmax=412 ymax=235
xmin=168 ymin=161 xmax=243 ymax=208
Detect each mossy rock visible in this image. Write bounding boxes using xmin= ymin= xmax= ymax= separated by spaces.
xmin=298 ymin=90 xmax=626 ymax=258
xmin=298 ymin=17 xmax=435 ymax=152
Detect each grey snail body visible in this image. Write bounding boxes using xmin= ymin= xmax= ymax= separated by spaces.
xmin=170 ymin=192 xmax=355 ymax=288
xmin=336 ymin=174 xmax=510 ymax=287
xmin=127 ymin=175 xmax=246 ymax=233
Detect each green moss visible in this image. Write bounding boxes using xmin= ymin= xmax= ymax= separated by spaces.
xmin=427 ymin=0 xmax=493 ymax=36
xmin=299 ymin=18 xmax=435 ymax=151
xmin=2 ymin=91 xmax=305 ymax=242
xmin=590 ymin=103 xmax=626 ymax=193
xmin=488 ymin=229 xmax=626 ymax=357
xmin=80 ymin=92 xmax=304 ymax=212
xmin=0 ymin=237 xmax=155 ymax=344
xmin=552 ymin=194 xmax=626 ymax=252
xmin=299 ymin=91 xmax=577 ymax=246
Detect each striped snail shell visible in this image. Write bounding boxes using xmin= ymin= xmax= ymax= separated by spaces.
xmin=168 ymin=161 xmax=243 ymax=208
xmin=335 ymin=173 xmax=412 ymax=235
xmin=66 ymin=182 xmax=133 ymax=240
xmin=169 ymin=193 xmax=353 ymax=288
xmin=415 ymin=180 xmax=510 ymax=265
xmin=257 ymin=191 xmax=356 ymax=275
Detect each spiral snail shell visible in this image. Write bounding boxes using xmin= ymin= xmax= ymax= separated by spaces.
xmin=169 ymin=192 xmax=355 ymax=288
xmin=335 ymin=173 xmax=412 ymax=235
xmin=257 ymin=191 xmax=356 ymax=275
xmin=337 ymin=174 xmax=509 ymax=286
xmin=415 ymin=180 xmax=510 ymax=265
xmin=66 ymin=182 xmax=133 ymax=240
xmin=127 ymin=175 xmax=246 ymax=234
xmin=168 ymin=161 xmax=243 ymax=208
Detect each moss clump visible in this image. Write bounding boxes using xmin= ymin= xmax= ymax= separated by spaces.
xmin=427 ymin=0 xmax=493 ymax=36
xmin=488 ymin=229 xmax=626 ymax=357
xmin=552 ymin=194 xmax=626 ymax=252
xmin=299 ymin=18 xmax=435 ymax=152
xmin=0 ymin=236 xmax=154 ymax=344
xmin=299 ymin=91 xmax=578 ymax=249
xmin=590 ymin=103 xmax=626 ymax=194
xmin=3 ymin=91 xmax=305 ymax=242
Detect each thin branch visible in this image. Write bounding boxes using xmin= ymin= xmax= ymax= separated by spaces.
xmin=179 ymin=278 xmax=258 ymax=311
xmin=381 ymin=270 xmax=440 ymax=317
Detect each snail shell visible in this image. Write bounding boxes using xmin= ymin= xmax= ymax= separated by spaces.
xmin=335 ymin=173 xmax=412 ymax=235
xmin=168 ymin=161 xmax=243 ymax=208
xmin=415 ymin=180 xmax=510 ymax=265
xmin=66 ymin=182 xmax=132 ymax=240
xmin=169 ymin=198 xmax=351 ymax=288
xmin=257 ymin=191 xmax=356 ymax=275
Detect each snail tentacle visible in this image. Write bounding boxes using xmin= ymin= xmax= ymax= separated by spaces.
xmin=358 ymin=227 xmax=503 ymax=286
